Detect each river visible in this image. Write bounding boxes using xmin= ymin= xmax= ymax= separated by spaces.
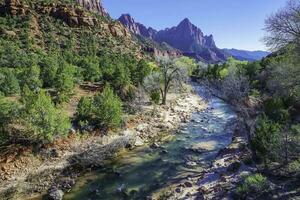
xmin=63 ymin=84 xmax=237 ymax=200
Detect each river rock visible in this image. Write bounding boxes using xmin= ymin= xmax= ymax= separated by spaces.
xmin=184 ymin=181 xmax=193 ymax=188
xmin=48 ymin=186 xmax=64 ymax=200
xmin=134 ymin=136 xmax=144 ymax=147
xmin=151 ymin=142 xmax=160 ymax=149
xmin=186 ymin=161 xmax=197 ymax=167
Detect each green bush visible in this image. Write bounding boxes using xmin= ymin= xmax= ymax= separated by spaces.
xmin=0 ymin=68 xmax=20 ymax=96
xmin=78 ymin=56 xmax=101 ymax=82
xmin=237 ymin=174 xmax=268 ymax=197
xmin=251 ymin=115 xmax=281 ymax=168
xmin=0 ymin=96 xmax=19 ymax=144
xmin=22 ymin=88 xmax=71 ymax=143
xmin=77 ymin=96 xmax=93 ymax=121
xmin=19 ymin=65 xmax=42 ymax=91
xmin=264 ymin=98 xmax=290 ymax=123
xmin=76 ymin=85 xmax=123 ymax=130
xmin=150 ymin=90 xmax=160 ymax=105
xmin=39 ymin=53 xmax=59 ymax=88
xmin=93 ymin=85 xmax=123 ymax=129
xmin=54 ymin=61 xmax=76 ymax=103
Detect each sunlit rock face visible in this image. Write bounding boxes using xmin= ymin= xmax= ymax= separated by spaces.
xmin=76 ymin=0 xmax=108 ymax=16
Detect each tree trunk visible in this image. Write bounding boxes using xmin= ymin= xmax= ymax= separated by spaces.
xmin=162 ymin=92 xmax=167 ymax=105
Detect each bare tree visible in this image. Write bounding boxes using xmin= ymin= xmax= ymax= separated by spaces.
xmin=264 ymin=0 xmax=300 ymax=50
xmin=144 ymin=57 xmax=188 ymax=105
xmin=221 ymin=66 xmax=250 ymax=105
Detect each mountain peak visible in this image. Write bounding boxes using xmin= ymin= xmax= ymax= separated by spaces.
xmin=119 ymin=14 xmax=157 ymax=38
xmin=178 ymin=18 xmax=193 ymax=27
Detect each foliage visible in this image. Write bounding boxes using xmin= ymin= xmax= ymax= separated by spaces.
xmin=0 ymin=96 xmax=20 ymax=144
xmin=251 ymin=115 xmax=281 ymax=167
xmin=39 ymin=52 xmax=59 ymax=88
xmin=76 ymin=85 xmax=123 ymax=130
xmin=0 ymin=68 xmax=20 ymax=96
xmin=76 ymin=96 xmax=93 ymax=122
xmin=150 ymin=90 xmax=160 ymax=105
xmin=93 ymin=85 xmax=123 ymax=129
xmin=264 ymin=98 xmax=290 ymax=123
xmin=77 ymin=56 xmax=101 ymax=82
xmin=237 ymin=174 xmax=268 ymax=197
xmin=21 ymin=88 xmax=70 ymax=143
xmin=54 ymin=61 xmax=76 ymax=103
xmin=174 ymin=56 xmax=197 ymax=76
xmin=19 ymin=65 xmax=42 ymax=92
xmin=144 ymin=57 xmax=191 ymax=105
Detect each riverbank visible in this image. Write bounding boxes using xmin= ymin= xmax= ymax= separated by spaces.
xmin=0 ymin=85 xmax=206 ymax=200
xmin=151 ymin=117 xmax=255 ymax=200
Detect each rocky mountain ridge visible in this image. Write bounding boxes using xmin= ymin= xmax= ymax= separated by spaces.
xmin=76 ymin=0 xmax=108 ymax=16
xmin=119 ymin=14 xmax=227 ymax=63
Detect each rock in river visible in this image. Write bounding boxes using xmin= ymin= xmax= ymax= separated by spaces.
xmin=48 ymin=186 xmax=64 ymax=200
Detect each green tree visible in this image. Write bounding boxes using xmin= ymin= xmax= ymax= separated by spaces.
xmin=251 ymin=115 xmax=281 ymax=168
xmin=22 ymin=89 xmax=71 ymax=143
xmin=131 ymin=59 xmax=151 ymax=85
xmin=78 ymin=56 xmax=101 ymax=82
xmin=76 ymin=96 xmax=93 ymax=121
xmin=54 ymin=61 xmax=76 ymax=103
xmin=0 ymin=68 xmax=20 ymax=96
xmin=144 ymin=57 xmax=189 ymax=105
xmin=19 ymin=65 xmax=42 ymax=91
xmin=39 ymin=53 xmax=59 ymax=88
xmin=0 ymin=96 xmax=19 ymax=144
xmin=93 ymin=85 xmax=123 ymax=129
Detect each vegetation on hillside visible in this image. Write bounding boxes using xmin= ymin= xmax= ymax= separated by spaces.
xmin=193 ymin=0 xmax=300 ymax=191
xmin=0 ymin=0 xmax=152 ymax=146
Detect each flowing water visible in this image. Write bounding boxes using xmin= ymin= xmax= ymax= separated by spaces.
xmin=64 ymin=84 xmax=237 ymax=200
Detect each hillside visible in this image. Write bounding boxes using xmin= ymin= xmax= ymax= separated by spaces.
xmin=0 ymin=0 xmax=143 ymax=60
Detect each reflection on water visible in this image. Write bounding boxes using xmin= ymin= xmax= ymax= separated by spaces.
xmin=64 ymin=84 xmax=237 ymax=200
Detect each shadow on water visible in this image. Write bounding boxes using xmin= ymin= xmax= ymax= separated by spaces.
xmin=64 ymin=84 xmax=237 ymax=200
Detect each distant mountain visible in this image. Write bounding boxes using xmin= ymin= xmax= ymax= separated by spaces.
xmin=119 ymin=15 xmax=227 ymax=63
xmin=119 ymin=14 xmax=157 ymax=39
xmin=154 ymin=18 xmax=227 ymax=63
xmin=118 ymin=14 xmax=269 ymax=63
xmin=222 ymin=49 xmax=270 ymax=61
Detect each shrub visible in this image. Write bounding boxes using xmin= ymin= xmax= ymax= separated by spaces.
xmin=251 ymin=115 xmax=281 ymax=168
xmin=19 ymin=65 xmax=42 ymax=91
xmin=76 ymin=85 xmax=123 ymax=130
xmin=150 ymin=90 xmax=160 ymax=105
xmin=237 ymin=174 xmax=268 ymax=198
xmin=39 ymin=53 xmax=59 ymax=88
xmin=22 ymin=89 xmax=71 ymax=143
xmin=264 ymin=98 xmax=290 ymax=123
xmin=0 ymin=96 xmax=19 ymax=144
xmin=54 ymin=61 xmax=76 ymax=103
xmin=78 ymin=56 xmax=101 ymax=82
xmin=93 ymin=85 xmax=123 ymax=129
xmin=76 ymin=96 xmax=93 ymax=121
xmin=0 ymin=68 xmax=20 ymax=96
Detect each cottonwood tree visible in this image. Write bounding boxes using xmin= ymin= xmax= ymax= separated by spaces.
xmin=264 ymin=0 xmax=300 ymax=50
xmin=221 ymin=65 xmax=250 ymax=104
xmin=144 ymin=57 xmax=189 ymax=105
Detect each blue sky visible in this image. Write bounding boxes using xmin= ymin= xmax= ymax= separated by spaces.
xmin=102 ymin=0 xmax=287 ymax=51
